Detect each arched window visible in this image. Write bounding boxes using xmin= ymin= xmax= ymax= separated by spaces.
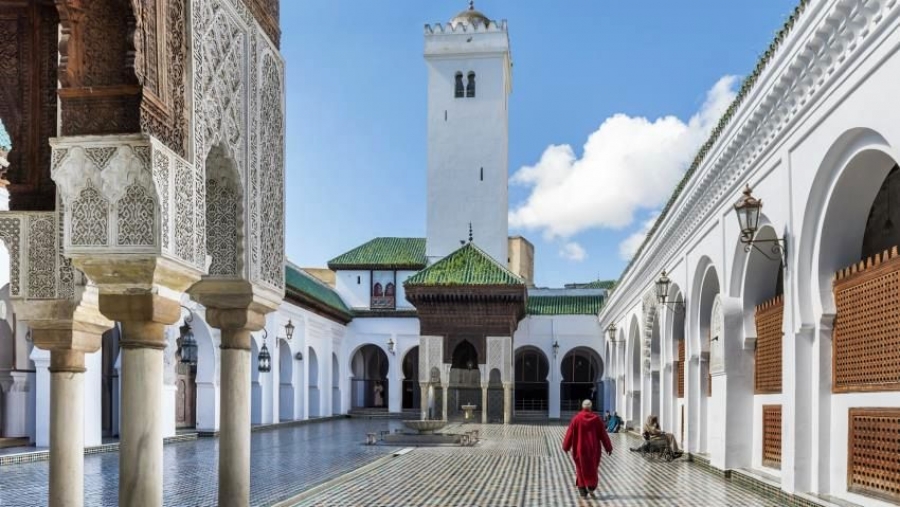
xmin=454 ymin=72 xmax=464 ymax=98
xmin=372 ymin=282 xmax=383 ymax=297
xmin=385 ymin=283 xmax=395 ymax=297
xmin=466 ymin=72 xmax=476 ymax=97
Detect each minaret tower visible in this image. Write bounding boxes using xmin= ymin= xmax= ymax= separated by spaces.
xmin=424 ymin=2 xmax=512 ymax=265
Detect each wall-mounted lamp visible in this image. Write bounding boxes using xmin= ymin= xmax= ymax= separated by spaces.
xmin=655 ymin=271 xmax=685 ymax=314
xmin=294 ymin=351 xmax=303 ymax=361
xmin=387 ymin=337 xmax=396 ymax=355
xmin=733 ymin=184 xmax=787 ymax=264
xmin=285 ymin=319 xmax=295 ymax=342
xmin=606 ymin=323 xmax=617 ymax=342
xmin=552 ymin=340 xmax=560 ymax=358
xmin=178 ymin=306 xmax=198 ymax=365
xmin=711 ymin=335 xmax=719 ymax=342
xmin=257 ymin=328 xmax=271 ymax=373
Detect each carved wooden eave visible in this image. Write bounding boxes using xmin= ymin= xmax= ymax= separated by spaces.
xmin=405 ymin=284 xmax=526 ymax=337
xmin=600 ymin=0 xmax=900 ymax=323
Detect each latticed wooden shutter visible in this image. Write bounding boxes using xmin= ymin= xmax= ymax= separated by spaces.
xmin=848 ymin=408 xmax=900 ymax=503
xmin=762 ymin=405 xmax=782 ymax=469
xmin=754 ymin=295 xmax=784 ymax=394
xmin=832 ymin=247 xmax=900 ymax=393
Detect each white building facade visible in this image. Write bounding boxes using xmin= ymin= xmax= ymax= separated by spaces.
xmin=598 ymin=1 xmax=900 ymax=505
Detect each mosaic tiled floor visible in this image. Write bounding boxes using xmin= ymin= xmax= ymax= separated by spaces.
xmin=290 ymin=423 xmax=784 ymax=507
xmin=0 ymin=420 xmax=786 ymax=506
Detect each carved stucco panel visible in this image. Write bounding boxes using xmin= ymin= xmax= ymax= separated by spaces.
xmin=257 ymin=52 xmax=285 ymax=289
xmin=0 ymin=217 xmax=21 ymax=296
xmin=28 ymin=215 xmax=57 ymax=298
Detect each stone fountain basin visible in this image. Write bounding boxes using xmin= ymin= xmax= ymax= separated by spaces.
xmin=402 ymin=420 xmax=447 ymax=434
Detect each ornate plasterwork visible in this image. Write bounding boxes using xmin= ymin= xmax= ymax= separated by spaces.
xmin=602 ymin=0 xmax=900 ymax=321
xmin=641 ymin=291 xmax=658 ymax=374
xmin=0 ymin=212 xmax=74 ymax=300
xmin=206 ymin=177 xmax=240 ymax=275
xmin=486 ymin=336 xmax=512 ymax=383
xmin=257 ymin=53 xmax=285 ymax=289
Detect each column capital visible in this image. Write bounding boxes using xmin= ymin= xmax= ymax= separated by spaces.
xmin=19 ymin=288 xmax=111 ymax=356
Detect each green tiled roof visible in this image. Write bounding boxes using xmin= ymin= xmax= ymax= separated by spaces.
xmin=527 ymin=295 xmax=605 ymax=316
xmin=328 ymin=237 xmax=426 ymax=270
xmin=285 ymin=265 xmax=352 ymax=319
xmin=405 ymin=243 xmax=524 ymax=287
xmin=567 ymin=280 xmax=615 ymax=290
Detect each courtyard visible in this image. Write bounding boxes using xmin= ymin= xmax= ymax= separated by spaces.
xmin=3 ymin=419 xmax=784 ymax=506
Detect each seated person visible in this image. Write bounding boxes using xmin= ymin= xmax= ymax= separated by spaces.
xmin=606 ymin=411 xmax=622 ymax=433
xmin=633 ymin=415 xmax=682 ymax=455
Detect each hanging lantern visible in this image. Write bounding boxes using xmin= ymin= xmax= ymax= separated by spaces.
xmin=179 ymin=321 xmax=198 ymax=366
xmin=733 ymin=184 xmax=762 ymax=241
xmin=257 ymin=329 xmax=271 ymax=373
xmin=284 ymin=319 xmax=295 ymax=341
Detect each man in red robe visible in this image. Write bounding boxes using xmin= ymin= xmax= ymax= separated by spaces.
xmin=563 ymin=399 xmax=614 ymax=498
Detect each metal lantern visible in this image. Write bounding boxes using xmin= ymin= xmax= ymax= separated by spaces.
xmin=655 ymin=271 xmax=671 ymax=304
xmin=606 ymin=323 xmax=617 ymax=342
xmin=284 ymin=319 xmax=295 ymax=341
xmin=257 ymin=329 xmax=271 ymax=373
xmin=733 ymin=184 xmax=762 ymax=241
xmin=387 ymin=337 xmax=395 ymax=355
xmin=552 ymin=340 xmax=560 ymax=358
xmin=178 ymin=308 xmax=198 ymax=366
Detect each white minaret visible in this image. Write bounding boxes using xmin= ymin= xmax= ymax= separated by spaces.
xmin=424 ymin=2 xmax=512 ymax=265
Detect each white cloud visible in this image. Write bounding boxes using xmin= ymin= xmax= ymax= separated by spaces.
xmin=619 ymin=213 xmax=659 ymax=260
xmin=509 ymin=76 xmax=739 ymax=243
xmin=559 ymin=242 xmax=587 ymax=262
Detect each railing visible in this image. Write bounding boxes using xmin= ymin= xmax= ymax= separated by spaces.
xmin=514 ymin=399 xmax=547 ymax=411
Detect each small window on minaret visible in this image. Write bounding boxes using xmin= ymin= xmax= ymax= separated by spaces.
xmin=455 ymin=72 xmax=464 ymax=98
xmin=466 ymin=72 xmax=476 ymax=97
xmin=480 ymin=167 xmax=483 ymax=181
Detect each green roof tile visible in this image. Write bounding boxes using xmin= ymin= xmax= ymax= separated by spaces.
xmin=285 ymin=265 xmax=352 ymax=318
xmin=405 ymin=243 xmax=524 ymax=287
xmin=328 ymin=238 xmax=426 ymax=270
xmin=527 ymin=295 xmax=605 ymax=316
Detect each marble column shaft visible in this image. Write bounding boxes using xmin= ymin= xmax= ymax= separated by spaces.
xmin=503 ymin=382 xmax=513 ymax=425
xmin=419 ymin=382 xmax=429 ymax=420
xmin=118 ymin=321 xmax=167 ymax=507
xmin=481 ymin=384 xmax=489 ymax=424
xmin=219 ymin=328 xmax=252 ymax=507
xmin=441 ymin=382 xmax=449 ymax=422
xmin=48 ymin=350 xmax=86 ymax=507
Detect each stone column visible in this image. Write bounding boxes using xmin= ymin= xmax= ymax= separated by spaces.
xmin=419 ymin=382 xmax=430 ymax=420
xmin=48 ymin=350 xmax=86 ymax=507
xmin=116 ymin=318 xmax=170 ymax=507
xmin=194 ymin=302 xmax=270 ymax=507
xmin=441 ymin=381 xmax=449 ymax=422
xmin=481 ymin=383 xmax=489 ymax=424
xmin=503 ymin=382 xmax=513 ymax=425
xmin=22 ymin=298 xmax=109 ymax=507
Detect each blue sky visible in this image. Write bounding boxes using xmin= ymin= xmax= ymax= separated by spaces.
xmin=283 ymin=1 xmax=799 ymax=288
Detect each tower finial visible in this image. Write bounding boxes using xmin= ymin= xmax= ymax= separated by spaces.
xmin=468 ymin=223 xmax=473 ymax=243
xmin=469 ymin=0 xmax=475 ymax=11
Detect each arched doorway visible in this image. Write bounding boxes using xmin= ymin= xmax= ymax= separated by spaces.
xmin=448 ymin=339 xmax=481 ymax=418
xmin=694 ymin=263 xmax=719 ymax=454
xmin=279 ymin=340 xmax=293 ymax=422
xmin=514 ymin=347 xmax=549 ymax=415
xmin=350 ymin=345 xmax=388 ymax=410
xmin=560 ymin=347 xmax=603 ymax=414
xmin=307 ymin=347 xmax=319 ymax=417
xmin=650 ymin=316 xmax=661 ymax=422
xmin=174 ymin=326 xmax=196 ymax=430
xmin=401 ymin=346 xmax=420 ymax=410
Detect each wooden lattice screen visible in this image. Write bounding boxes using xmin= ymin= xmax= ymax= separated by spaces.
xmin=833 ymin=247 xmax=900 ymax=393
xmin=848 ymin=408 xmax=900 ymax=503
xmin=676 ymin=339 xmax=685 ymax=398
xmin=754 ymin=295 xmax=784 ymax=394
xmin=762 ymin=404 xmax=782 ymax=469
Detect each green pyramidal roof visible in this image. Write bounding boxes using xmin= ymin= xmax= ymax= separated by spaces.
xmin=405 ymin=242 xmax=525 ymax=287
xmin=328 ymin=237 xmax=426 ymax=270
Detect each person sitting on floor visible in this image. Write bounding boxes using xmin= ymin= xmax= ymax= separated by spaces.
xmin=606 ymin=411 xmax=623 ymax=433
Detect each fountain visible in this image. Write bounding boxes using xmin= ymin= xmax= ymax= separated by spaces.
xmin=378 ymin=385 xmax=476 ymax=446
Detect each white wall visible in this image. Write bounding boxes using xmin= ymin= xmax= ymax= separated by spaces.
xmin=334 ymin=270 xmax=370 ymax=309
